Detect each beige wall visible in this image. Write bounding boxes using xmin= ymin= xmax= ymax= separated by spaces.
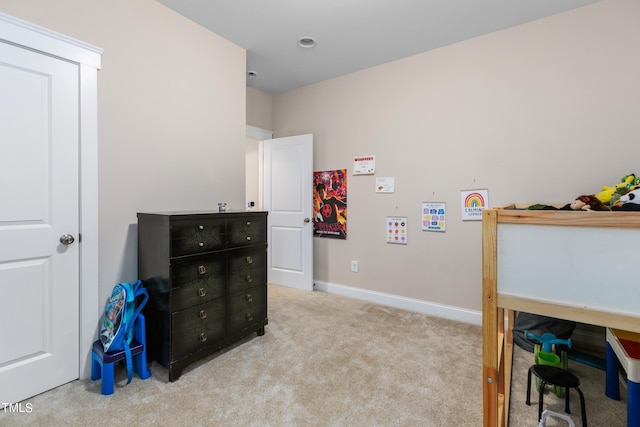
xmin=5 ymin=0 xmax=638 ymax=319
xmin=272 ymin=0 xmax=640 ymax=312
xmin=247 ymin=86 xmax=273 ymax=130
xmin=1 ymin=1 xmax=247 ymax=307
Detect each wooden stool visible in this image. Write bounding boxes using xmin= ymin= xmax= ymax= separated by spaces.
xmin=526 ymin=364 xmax=587 ymax=427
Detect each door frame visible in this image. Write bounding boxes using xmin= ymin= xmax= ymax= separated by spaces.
xmin=246 ymin=125 xmax=273 ymax=210
xmin=246 ymin=125 xmax=273 ymax=141
xmin=1 ymin=13 xmax=102 ymax=380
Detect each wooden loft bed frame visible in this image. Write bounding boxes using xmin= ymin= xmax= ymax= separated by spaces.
xmin=482 ymin=205 xmax=640 ymax=427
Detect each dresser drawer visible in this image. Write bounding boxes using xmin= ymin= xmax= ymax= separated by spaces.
xmin=227 ymin=215 xmax=267 ymax=247
xmin=171 ymin=299 xmax=226 ymax=360
xmin=170 ymin=254 xmax=225 ymax=312
xmin=228 ymin=286 xmax=266 ymax=334
xmin=171 ymin=218 xmax=225 ymax=257
xmin=227 ymin=248 xmax=267 ymax=294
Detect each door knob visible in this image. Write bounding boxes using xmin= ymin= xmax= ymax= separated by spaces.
xmin=304 ymin=218 xmax=311 ymax=223
xmin=59 ymin=234 xmax=75 ymax=245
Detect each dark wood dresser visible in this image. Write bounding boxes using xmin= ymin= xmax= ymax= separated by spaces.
xmin=137 ymin=211 xmax=268 ymax=381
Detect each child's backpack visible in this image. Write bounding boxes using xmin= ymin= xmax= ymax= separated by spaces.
xmin=99 ymin=280 xmax=149 ymax=384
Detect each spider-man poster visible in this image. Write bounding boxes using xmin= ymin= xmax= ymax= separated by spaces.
xmin=313 ymin=169 xmax=347 ymax=239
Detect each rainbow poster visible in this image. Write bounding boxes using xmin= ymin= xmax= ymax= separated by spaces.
xmin=460 ymin=189 xmax=489 ymax=221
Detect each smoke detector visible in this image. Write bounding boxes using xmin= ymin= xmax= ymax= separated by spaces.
xmin=298 ymin=37 xmax=317 ymax=48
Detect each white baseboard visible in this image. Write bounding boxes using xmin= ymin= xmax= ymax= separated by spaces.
xmin=313 ymin=280 xmax=481 ymax=326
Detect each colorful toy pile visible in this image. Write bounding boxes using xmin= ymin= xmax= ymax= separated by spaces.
xmin=596 ymin=173 xmax=640 ymax=210
xmin=528 ymin=173 xmax=640 ymax=211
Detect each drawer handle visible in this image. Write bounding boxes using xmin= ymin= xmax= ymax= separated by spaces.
xmin=246 ymin=236 xmax=251 ymax=241
xmin=198 ymin=288 xmax=206 ymax=297
xmin=246 ymin=275 xmax=253 ymax=283
xmin=199 ymin=332 xmax=207 ymax=342
xmin=245 ymin=313 xmax=253 ymax=322
xmin=199 ymin=310 xmax=207 ymax=319
xmin=198 ymin=225 xmax=204 ymax=230
xmin=246 ymin=256 xmax=253 ymax=264
xmin=246 ymin=293 xmax=253 ymax=302
xmin=198 ymin=265 xmax=207 ymax=275
xmin=246 ymin=221 xmax=251 ymax=226
xmin=198 ymin=242 xmax=205 ymax=247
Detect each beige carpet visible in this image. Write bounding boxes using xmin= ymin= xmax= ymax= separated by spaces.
xmin=0 ymin=285 xmax=628 ymax=426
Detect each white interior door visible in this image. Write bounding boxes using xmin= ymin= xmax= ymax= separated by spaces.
xmin=263 ymin=134 xmax=313 ymax=291
xmin=0 ymin=40 xmax=80 ymax=404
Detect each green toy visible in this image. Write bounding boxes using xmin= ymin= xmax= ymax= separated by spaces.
xmin=596 ymin=173 xmax=639 ymax=206
xmin=525 ymin=331 xmax=571 ymax=397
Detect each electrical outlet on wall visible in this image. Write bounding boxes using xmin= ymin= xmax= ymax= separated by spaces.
xmin=351 ymin=260 xmax=359 ymax=273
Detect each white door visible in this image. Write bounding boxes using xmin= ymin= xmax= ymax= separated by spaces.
xmin=0 ymin=40 xmax=80 ymax=404
xmin=263 ymin=134 xmax=313 ymax=291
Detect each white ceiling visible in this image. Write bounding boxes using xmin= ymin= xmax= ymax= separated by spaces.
xmin=156 ymin=0 xmax=598 ymax=95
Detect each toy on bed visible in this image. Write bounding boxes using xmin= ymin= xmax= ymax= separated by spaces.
xmin=531 ymin=195 xmax=610 ymax=211
xmin=612 ymin=188 xmax=640 ymax=211
xmin=596 ymin=173 xmax=639 ymax=206
xmin=567 ymin=194 xmax=611 ymax=211
xmin=527 ymin=173 xmax=639 ymax=211
xmin=620 ymin=188 xmax=640 ymax=204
